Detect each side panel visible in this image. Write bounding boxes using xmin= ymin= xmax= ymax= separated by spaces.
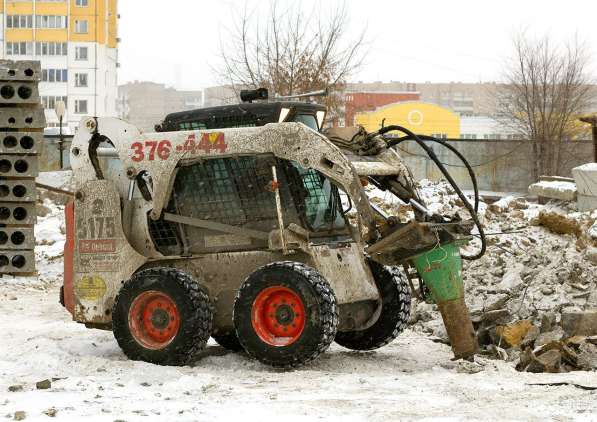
xmin=72 ymin=180 xmax=146 ymax=324
xmin=310 ymin=243 xmax=379 ymax=304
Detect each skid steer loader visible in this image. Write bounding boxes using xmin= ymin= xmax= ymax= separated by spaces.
xmin=61 ymin=101 xmax=484 ymax=368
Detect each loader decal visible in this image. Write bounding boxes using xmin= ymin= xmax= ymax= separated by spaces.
xmin=129 ymin=132 xmax=227 ymax=162
xmin=75 ymin=275 xmax=107 ymax=301
xmin=176 ymin=132 xmax=228 ymax=154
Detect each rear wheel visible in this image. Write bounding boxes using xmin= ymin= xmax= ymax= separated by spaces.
xmin=335 ymin=261 xmax=411 ymax=350
xmin=233 ymin=262 xmax=338 ymax=368
xmin=112 ymin=267 xmax=212 ymax=366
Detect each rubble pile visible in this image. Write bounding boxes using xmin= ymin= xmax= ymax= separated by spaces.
xmin=407 ymin=180 xmax=597 ymax=372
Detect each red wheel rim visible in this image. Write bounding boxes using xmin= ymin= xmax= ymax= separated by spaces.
xmin=128 ymin=290 xmax=180 ymax=350
xmin=251 ymin=286 xmax=306 ymax=346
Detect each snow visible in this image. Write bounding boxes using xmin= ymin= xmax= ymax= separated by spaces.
xmin=1 ymin=285 xmax=596 ymax=421
xmin=1 ymin=177 xmax=596 ymax=421
xmin=574 ymin=163 xmax=597 ymax=172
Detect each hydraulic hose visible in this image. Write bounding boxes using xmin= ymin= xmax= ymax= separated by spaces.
xmin=374 ymin=125 xmax=486 ymax=260
xmin=385 ymin=134 xmax=480 ymax=213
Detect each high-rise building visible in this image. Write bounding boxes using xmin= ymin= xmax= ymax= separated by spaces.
xmin=0 ymin=0 xmax=118 ymax=131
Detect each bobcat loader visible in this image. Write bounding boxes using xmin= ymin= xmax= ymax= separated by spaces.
xmin=61 ymin=110 xmax=483 ymax=367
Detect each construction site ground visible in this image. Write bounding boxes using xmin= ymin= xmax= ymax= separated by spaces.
xmin=1 ymin=283 xmax=596 ymax=421
xmin=1 ymin=175 xmax=596 ymax=421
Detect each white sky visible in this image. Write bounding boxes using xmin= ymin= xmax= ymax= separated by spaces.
xmin=118 ymin=0 xmax=597 ymax=90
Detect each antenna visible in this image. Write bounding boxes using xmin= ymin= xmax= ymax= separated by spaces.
xmin=275 ymin=88 xmax=328 ymax=100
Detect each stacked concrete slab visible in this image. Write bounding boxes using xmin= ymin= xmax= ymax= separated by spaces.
xmin=0 ymin=60 xmax=45 ymax=274
xmin=572 ymin=163 xmax=597 ymax=212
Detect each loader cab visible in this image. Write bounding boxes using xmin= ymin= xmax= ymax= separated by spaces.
xmin=148 ymin=154 xmax=351 ymax=256
xmin=155 ymin=101 xmax=327 ymax=133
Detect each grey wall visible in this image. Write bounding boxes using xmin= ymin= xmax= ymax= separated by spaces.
xmin=396 ymin=139 xmax=594 ymax=193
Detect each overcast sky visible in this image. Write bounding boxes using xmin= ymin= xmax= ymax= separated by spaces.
xmin=118 ymin=0 xmax=597 ymax=90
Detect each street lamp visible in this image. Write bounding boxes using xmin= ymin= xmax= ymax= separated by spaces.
xmin=54 ymin=100 xmax=66 ymax=169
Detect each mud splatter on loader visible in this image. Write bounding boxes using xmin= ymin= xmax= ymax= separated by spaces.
xmin=61 ymin=89 xmax=486 ymax=367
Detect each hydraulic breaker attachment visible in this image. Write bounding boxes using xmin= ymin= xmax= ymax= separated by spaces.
xmin=411 ymin=242 xmax=478 ymax=360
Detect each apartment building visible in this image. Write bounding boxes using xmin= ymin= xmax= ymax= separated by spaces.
xmin=118 ymin=81 xmax=204 ymax=132
xmin=0 ymin=0 xmax=118 ymax=130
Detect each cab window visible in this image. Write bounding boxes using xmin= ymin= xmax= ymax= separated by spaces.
xmin=292 ymin=114 xmax=319 ymax=131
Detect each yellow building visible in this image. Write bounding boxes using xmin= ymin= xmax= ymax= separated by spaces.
xmin=355 ymin=101 xmax=461 ymax=139
xmin=1 ymin=0 xmax=118 ymax=130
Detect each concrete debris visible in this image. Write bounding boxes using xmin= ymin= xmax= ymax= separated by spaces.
xmin=42 ymin=408 xmax=57 ymax=418
xmin=35 ymin=379 xmax=51 ymax=390
xmin=585 ymin=247 xmax=597 ymax=265
xmin=8 ymin=385 xmax=23 ymax=392
xmin=561 ymin=311 xmax=597 ymax=337
xmin=529 ymin=179 xmax=577 ymax=202
xmin=13 ymin=411 xmax=26 ymax=421
xmin=408 ymin=180 xmax=597 ymax=373
xmin=534 ymin=326 xmax=565 ymax=347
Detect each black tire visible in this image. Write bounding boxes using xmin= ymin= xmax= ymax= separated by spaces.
xmin=112 ymin=267 xmax=212 ymax=366
xmin=233 ymin=261 xmax=338 ymax=368
xmin=335 ymin=261 xmax=411 ymax=350
xmin=212 ymin=332 xmax=244 ymax=352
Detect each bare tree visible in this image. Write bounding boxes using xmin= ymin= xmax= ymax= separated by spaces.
xmin=216 ymin=1 xmax=367 ymax=122
xmin=497 ymin=32 xmax=595 ymax=178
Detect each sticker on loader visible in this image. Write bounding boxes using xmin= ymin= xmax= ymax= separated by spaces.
xmin=75 ymin=275 xmax=107 ymax=301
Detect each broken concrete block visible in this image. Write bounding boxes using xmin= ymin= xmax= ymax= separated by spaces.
xmin=585 ymin=247 xmax=597 ymax=265
xmin=528 ymin=349 xmax=562 ymax=373
xmin=496 ymin=320 xmax=534 ymax=348
xmin=14 ymin=411 xmax=26 ymax=421
xmin=561 ymin=311 xmax=597 ymax=337
xmin=529 ymin=180 xmax=577 ymax=202
xmin=485 ymin=294 xmax=510 ymax=312
xmin=35 ymin=379 xmax=51 ymax=390
xmin=576 ymin=342 xmax=597 ymax=371
xmin=535 ymin=327 xmax=565 ymax=347
xmin=540 ymin=312 xmax=557 ymax=333
xmin=572 ymin=163 xmax=597 ymax=212
xmin=577 ymin=195 xmax=597 ymax=212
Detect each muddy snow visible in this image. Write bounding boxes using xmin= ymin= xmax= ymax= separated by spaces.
xmin=1 ymin=177 xmax=597 ymax=421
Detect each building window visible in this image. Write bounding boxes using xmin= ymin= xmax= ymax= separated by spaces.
xmin=41 ymin=96 xmax=68 ymax=110
xmin=75 ymin=100 xmax=88 ymax=114
xmin=42 ymin=69 xmax=68 ymax=83
xmin=75 ymin=46 xmax=88 ymax=61
xmin=75 ymin=73 xmax=88 ymax=87
xmin=6 ymin=42 xmax=33 ymax=56
xmin=7 ymin=15 xmax=34 ymax=29
xmin=75 ymin=0 xmax=89 ymax=5
xmin=35 ymin=42 xmax=68 ymax=56
xmin=75 ymin=20 xmax=88 ymax=33
xmin=35 ymin=15 xmax=67 ymax=29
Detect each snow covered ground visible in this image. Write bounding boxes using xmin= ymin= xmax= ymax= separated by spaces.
xmin=1 ymin=179 xmax=596 ymax=421
xmin=1 ymin=283 xmax=596 ymax=422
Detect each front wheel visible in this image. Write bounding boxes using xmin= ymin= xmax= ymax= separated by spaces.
xmin=233 ymin=262 xmax=338 ymax=368
xmin=112 ymin=267 xmax=212 ymax=366
xmin=335 ymin=261 xmax=411 ymax=350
